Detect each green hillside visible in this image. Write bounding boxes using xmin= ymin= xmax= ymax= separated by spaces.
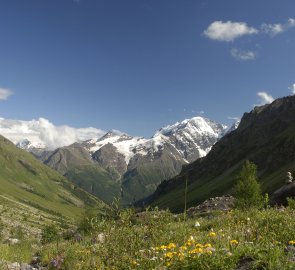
xmin=148 ymin=96 xmax=295 ymax=212
xmin=0 ymin=135 xmax=105 ymax=222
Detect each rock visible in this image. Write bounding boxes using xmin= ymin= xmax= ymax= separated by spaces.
xmin=271 ymin=182 xmax=295 ymax=206
xmin=92 ymin=233 xmax=105 ymax=244
xmin=235 ymin=257 xmax=254 ymax=270
xmin=7 ymin=238 xmax=20 ymax=245
xmin=286 ymin=172 xmax=293 ymax=183
xmin=187 ymin=195 xmax=235 ymax=216
xmin=285 ymin=244 xmax=295 ymax=262
xmin=7 ymin=262 xmax=20 ymax=270
xmin=74 ymin=233 xmax=82 ymax=242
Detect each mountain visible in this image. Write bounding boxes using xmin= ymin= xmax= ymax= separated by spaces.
xmin=16 ymin=116 xmax=228 ymax=204
xmin=0 ymin=135 xmax=105 ymax=224
xmin=145 ymin=95 xmax=295 ymax=212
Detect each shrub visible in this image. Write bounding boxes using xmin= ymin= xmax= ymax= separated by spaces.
xmin=233 ymin=160 xmax=263 ymax=210
xmin=41 ymin=224 xmax=59 ymax=244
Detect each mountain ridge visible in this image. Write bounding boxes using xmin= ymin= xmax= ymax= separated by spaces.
xmin=145 ymin=95 xmax=295 ymax=212
xmin=12 ymin=116 xmax=233 ymax=204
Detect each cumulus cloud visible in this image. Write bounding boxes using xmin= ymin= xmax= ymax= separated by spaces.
xmin=261 ymin=18 xmax=295 ymax=36
xmin=288 ymin=83 xmax=295 ymax=95
xmin=230 ymin=48 xmax=256 ymax=61
xmin=203 ymin=21 xmax=258 ymax=42
xmin=0 ymin=117 xmax=106 ymax=150
xmin=0 ymin=88 xmax=13 ymax=100
xmin=254 ymin=92 xmax=274 ymax=107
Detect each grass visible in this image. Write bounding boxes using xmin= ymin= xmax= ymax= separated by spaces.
xmin=1 ymin=206 xmax=295 ymax=269
xmin=0 ymin=135 xmax=106 ymax=221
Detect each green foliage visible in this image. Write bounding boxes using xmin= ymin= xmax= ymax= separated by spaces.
xmin=233 ymin=161 xmax=263 ymax=210
xmin=287 ymin=197 xmax=295 ymax=209
xmin=263 ymin=193 xmax=270 ymax=209
xmin=0 ymin=241 xmax=33 ymax=263
xmin=10 ymin=226 xmax=24 ymax=240
xmin=39 ymin=207 xmax=295 ymax=270
xmin=41 ymin=224 xmax=59 ymax=244
xmin=0 ymin=220 xmax=3 ymax=240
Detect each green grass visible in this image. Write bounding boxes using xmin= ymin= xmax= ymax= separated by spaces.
xmin=0 ymin=136 xmax=105 ymax=222
xmin=1 ymin=207 xmax=293 ymax=270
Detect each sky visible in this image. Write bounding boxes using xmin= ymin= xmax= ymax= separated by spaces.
xmin=0 ymin=0 xmax=295 ymax=140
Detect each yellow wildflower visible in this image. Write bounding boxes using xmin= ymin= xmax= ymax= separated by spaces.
xmin=180 ymin=245 xmax=187 ymax=251
xmin=230 ymin=239 xmax=239 ymax=245
xmin=208 ymin=232 xmax=216 ymax=237
xmin=164 ymin=252 xmax=175 ymax=259
xmin=189 ymin=247 xmax=203 ymax=254
xmin=167 ymin=243 xmax=176 ymax=249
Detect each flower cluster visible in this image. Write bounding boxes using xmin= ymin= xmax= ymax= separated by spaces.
xmin=153 ymin=237 xmax=215 ymax=268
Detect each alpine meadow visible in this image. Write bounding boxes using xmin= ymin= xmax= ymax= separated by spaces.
xmin=1 ymin=1 xmax=295 ymax=269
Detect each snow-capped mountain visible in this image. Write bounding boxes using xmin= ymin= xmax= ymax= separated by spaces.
xmin=224 ymin=120 xmax=240 ymax=135
xmin=155 ymin=117 xmax=227 ymax=162
xmin=8 ymin=116 xmax=236 ymax=204
xmin=81 ymin=116 xmax=227 ymax=166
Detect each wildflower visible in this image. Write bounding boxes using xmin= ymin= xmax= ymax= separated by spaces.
xmin=204 ymin=247 xmax=216 ymax=254
xmin=194 ymin=221 xmax=200 ymax=227
xmin=208 ymin=232 xmax=216 ymax=237
xmin=180 ymin=245 xmax=187 ymax=251
xmin=167 ymin=243 xmax=176 ymax=249
xmin=289 ymin=240 xmax=295 ymax=245
xmin=159 ymin=245 xmax=167 ymax=250
xmin=50 ymin=255 xmax=64 ymax=269
xmin=164 ymin=252 xmax=176 ymax=259
xmin=185 ymin=237 xmax=195 ymax=246
xmin=230 ymin=239 xmax=238 ymax=245
xmin=189 ymin=247 xmax=203 ymax=254
xmin=177 ymin=252 xmax=185 ymax=261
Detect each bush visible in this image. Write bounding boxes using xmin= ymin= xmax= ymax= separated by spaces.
xmin=41 ymin=224 xmax=59 ymax=244
xmin=233 ymin=160 xmax=263 ymax=210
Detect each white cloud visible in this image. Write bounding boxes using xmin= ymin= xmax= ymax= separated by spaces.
xmin=0 ymin=88 xmax=13 ymax=100
xmin=261 ymin=18 xmax=295 ymax=36
xmin=288 ymin=83 xmax=295 ymax=95
xmin=230 ymin=48 xmax=256 ymax=61
xmin=227 ymin=116 xmax=240 ymax=121
xmin=203 ymin=21 xmax=258 ymax=42
xmin=254 ymin=92 xmax=274 ymax=106
xmin=0 ymin=117 xmax=107 ymax=150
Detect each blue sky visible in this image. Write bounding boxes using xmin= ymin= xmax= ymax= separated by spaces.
xmin=0 ymin=0 xmax=295 ymax=137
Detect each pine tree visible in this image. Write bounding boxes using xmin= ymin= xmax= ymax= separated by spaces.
xmin=233 ymin=160 xmax=263 ymax=209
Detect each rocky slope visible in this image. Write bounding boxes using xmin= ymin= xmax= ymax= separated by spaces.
xmin=146 ymin=95 xmax=295 ymax=212
xmin=16 ymin=116 xmax=229 ymax=204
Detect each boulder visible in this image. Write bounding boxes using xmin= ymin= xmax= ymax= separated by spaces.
xmin=271 ymin=182 xmax=295 ymax=206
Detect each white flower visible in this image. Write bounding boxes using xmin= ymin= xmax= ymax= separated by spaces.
xmin=194 ymin=221 xmax=201 ymax=227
